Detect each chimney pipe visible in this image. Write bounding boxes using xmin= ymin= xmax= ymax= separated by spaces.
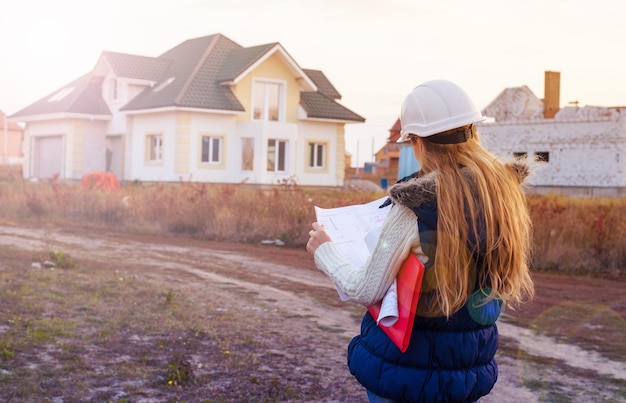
xmin=544 ymin=71 xmax=560 ymax=119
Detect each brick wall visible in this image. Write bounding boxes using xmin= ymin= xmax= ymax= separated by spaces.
xmin=478 ymin=110 xmax=626 ymax=188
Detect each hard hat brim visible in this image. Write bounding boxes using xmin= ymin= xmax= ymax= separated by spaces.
xmin=397 ymin=115 xmax=486 ymax=143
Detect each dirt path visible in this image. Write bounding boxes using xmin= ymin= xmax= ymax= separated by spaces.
xmin=1 ymin=224 xmax=625 ymax=402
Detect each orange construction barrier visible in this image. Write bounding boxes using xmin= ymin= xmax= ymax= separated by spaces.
xmin=81 ymin=171 xmax=120 ymax=191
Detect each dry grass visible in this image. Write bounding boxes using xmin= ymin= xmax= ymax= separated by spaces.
xmin=1 ymin=167 xmax=625 ymax=278
xmin=528 ymin=193 xmax=626 ymax=277
xmin=0 ymin=171 xmax=383 ymax=247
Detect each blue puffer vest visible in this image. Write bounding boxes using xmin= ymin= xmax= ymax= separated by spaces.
xmin=347 ymin=169 xmax=511 ymax=403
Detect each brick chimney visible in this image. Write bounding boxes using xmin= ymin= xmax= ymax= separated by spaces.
xmin=544 ymin=71 xmax=560 ymax=119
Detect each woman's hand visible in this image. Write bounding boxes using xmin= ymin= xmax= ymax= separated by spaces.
xmin=306 ymin=222 xmax=332 ymax=254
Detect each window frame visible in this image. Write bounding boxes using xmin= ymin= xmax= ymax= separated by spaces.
xmin=252 ymin=79 xmax=286 ymax=122
xmin=199 ymin=134 xmax=224 ymax=168
xmin=306 ymin=141 xmax=329 ymax=172
xmin=267 ymin=138 xmax=288 ymax=172
xmin=145 ymin=133 xmax=164 ymax=165
xmin=535 ymin=151 xmax=550 ymax=163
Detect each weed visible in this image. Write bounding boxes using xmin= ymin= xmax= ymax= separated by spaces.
xmin=23 ymin=185 xmax=45 ymax=218
xmin=49 ymin=249 xmax=76 ymax=269
xmin=1 ymin=347 xmax=15 ymax=360
xmin=166 ymin=352 xmax=194 ymax=386
xmin=165 ymin=290 xmax=175 ymax=305
xmin=27 ymin=328 xmax=50 ymax=342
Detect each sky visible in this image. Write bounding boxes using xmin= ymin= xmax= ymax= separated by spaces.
xmin=1 ymin=0 xmax=625 ymax=166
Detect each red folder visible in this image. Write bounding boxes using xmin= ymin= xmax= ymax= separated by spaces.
xmin=367 ymin=253 xmax=425 ymax=353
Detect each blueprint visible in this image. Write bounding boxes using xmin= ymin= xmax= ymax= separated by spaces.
xmin=314 ymin=196 xmax=399 ymax=326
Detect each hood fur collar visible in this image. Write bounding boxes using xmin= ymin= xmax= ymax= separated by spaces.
xmin=388 ymin=159 xmax=531 ymax=210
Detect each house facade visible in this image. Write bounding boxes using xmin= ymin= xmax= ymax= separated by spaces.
xmin=9 ymin=34 xmax=364 ymax=186
xmin=478 ymin=71 xmax=626 ymax=196
xmin=393 ymin=71 xmax=626 ymax=196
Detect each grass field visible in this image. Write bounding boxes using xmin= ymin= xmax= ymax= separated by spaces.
xmin=0 ymin=224 xmax=624 ymax=402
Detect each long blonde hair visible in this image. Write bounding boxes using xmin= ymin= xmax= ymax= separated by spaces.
xmin=416 ymin=129 xmax=534 ymax=317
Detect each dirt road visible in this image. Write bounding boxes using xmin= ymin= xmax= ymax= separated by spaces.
xmin=1 ymin=224 xmax=624 ymax=402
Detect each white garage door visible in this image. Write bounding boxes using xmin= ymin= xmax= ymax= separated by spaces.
xmin=33 ymin=135 xmax=63 ymax=179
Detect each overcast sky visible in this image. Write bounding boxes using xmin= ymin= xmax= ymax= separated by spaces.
xmin=1 ymin=0 xmax=624 ymax=165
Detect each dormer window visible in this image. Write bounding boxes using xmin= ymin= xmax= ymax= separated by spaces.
xmin=253 ymin=80 xmax=284 ymax=121
xmin=154 ymin=77 xmax=175 ymax=92
xmin=48 ymin=87 xmax=75 ymax=102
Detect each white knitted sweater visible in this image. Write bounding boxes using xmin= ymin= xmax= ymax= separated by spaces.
xmin=313 ymin=204 xmax=422 ymax=306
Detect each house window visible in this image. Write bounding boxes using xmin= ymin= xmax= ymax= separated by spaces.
xmin=201 ymin=135 xmax=222 ymax=164
xmin=535 ymin=152 xmax=549 ymax=162
xmin=253 ymin=80 xmax=283 ymax=121
xmin=110 ymin=79 xmax=118 ymax=101
xmin=308 ymin=142 xmax=326 ymax=169
xmin=48 ymin=87 xmax=75 ymax=102
xmin=513 ymin=152 xmax=528 ymax=159
xmin=146 ymin=134 xmax=163 ymax=163
xmin=154 ymin=77 xmax=176 ymax=92
xmin=241 ymin=137 xmax=254 ymax=171
xmin=267 ymin=139 xmax=287 ymax=172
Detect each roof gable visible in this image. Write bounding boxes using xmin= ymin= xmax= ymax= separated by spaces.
xmin=482 ymin=85 xmax=544 ymax=121
xmin=216 ymin=43 xmax=276 ymax=82
xmin=387 ymin=118 xmax=401 ymax=142
xmin=217 ymin=43 xmax=316 ymax=92
xmin=121 ymin=34 xmax=245 ymax=112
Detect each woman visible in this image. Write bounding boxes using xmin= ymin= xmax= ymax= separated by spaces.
xmin=306 ymin=79 xmax=534 ymax=403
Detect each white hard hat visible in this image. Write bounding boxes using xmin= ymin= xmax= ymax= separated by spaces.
xmin=397 ymin=79 xmax=486 ymax=143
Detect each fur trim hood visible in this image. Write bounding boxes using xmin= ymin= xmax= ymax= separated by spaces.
xmin=388 ymin=159 xmax=531 ymax=210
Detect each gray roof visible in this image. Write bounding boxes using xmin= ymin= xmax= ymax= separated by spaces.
xmin=10 ymin=74 xmax=111 ymax=118
xmin=216 ymin=43 xmax=278 ymax=82
xmin=122 ymin=34 xmax=245 ymax=112
xmin=300 ymin=92 xmax=364 ymax=122
xmin=102 ymin=51 xmax=172 ymax=81
xmin=303 ymin=69 xmax=342 ymax=100
xmin=11 ymin=33 xmax=364 ymax=122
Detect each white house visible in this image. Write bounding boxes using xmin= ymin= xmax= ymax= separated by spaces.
xmin=9 ymin=34 xmax=364 ymax=186
xmin=478 ymin=71 xmax=626 ymax=196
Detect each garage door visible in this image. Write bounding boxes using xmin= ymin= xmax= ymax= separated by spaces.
xmin=33 ymin=135 xmax=63 ymax=179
